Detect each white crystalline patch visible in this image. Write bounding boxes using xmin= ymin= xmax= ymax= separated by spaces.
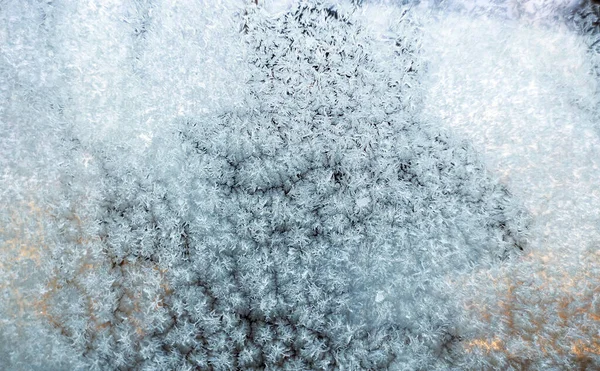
xmin=263 ymin=0 xmax=298 ymax=15
xmin=358 ymin=3 xmax=396 ymax=38
xmin=356 ymin=196 xmax=371 ymax=208
xmin=421 ymin=14 xmax=600 ymax=252
xmin=138 ymin=132 xmax=154 ymax=147
xmin=443 ymin=0 xmax=582 ymax=19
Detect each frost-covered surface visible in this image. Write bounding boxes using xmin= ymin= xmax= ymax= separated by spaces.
xmin=421 ymin=10 xmax=600 ymax=252
xmin=1 ymin=0 xmax=599 ymax=370
xmin=419 ymin=3 xmax=600 ymax=368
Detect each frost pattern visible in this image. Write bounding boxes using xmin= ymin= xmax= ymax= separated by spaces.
xmin=8 ymin=0 xmax=600 ymax=369
xmin=16 ymin=3 xmax=530 ymax=370
xmin=420 ymin=4 xmax=600 ymax=369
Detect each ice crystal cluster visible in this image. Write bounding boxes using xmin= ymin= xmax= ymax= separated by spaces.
xmin=1 ymin=0 xmax=599 ymax=370
xmin=19 ymin=3 xmax=530 ymax=370
xmin=419 ymin=0 xmax=600 ymax=369
xmin=456 ymin=246 xmax=600 ymax=369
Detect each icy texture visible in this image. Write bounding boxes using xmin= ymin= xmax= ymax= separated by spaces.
xmin=422 ymin=13 xmax=599 ymax=251
xmin=1 ymin=0 xmax=599 ymax=369
xmin=1 ymin=2 xmax=529 ymax=369
xmin=420 ymin=6 xmax=600 ymax=369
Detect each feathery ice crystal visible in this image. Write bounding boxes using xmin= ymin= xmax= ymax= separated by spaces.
xmin=3 ymin=2 xmax=530 ymax=370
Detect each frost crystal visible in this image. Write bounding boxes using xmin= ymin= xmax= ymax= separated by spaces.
xmin=1 ymin=1 xmax=540 ymax=370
